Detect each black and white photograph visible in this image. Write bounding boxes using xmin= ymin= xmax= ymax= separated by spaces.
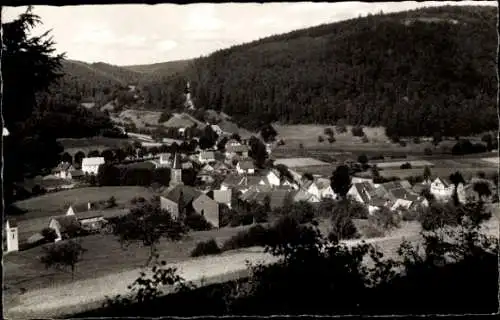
xmin=2 ymin=1 xmax=499 ymax=318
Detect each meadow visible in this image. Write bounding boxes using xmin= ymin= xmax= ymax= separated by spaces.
xmin=111 ymin=109 xmax=163 ymax=129
xmin=3 ymin=224 xmax=256 ymax=294
xmin=58 ymin=137 xmax=131 ymax=150
xmin=10 ymin=186 xmax=156 ymax=221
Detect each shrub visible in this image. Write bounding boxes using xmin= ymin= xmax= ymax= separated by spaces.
xmin=390 ymin=135 xmax=400 ymax=143
xmin=401 ymin=209 xmax=419 ymax=221
xmin=328 ymin=136 xmax=336 ymax=143
xmin=277 ymin=139 xmax=285 ymax=146
xmin=399 ymin=141 xmax=407 ymax=147
xmin=424 ymin=148 xmax=433 ymax=155
xmin=318 ymin=135 xmax=324 ymax=143
xmin=190 ymin=239 xmax=222 ymax=257
xmin=362 ymin=136 xmax=369 ymax=143
xmin=351 ymin=126 xmax=365 ymax=137
xmin=221 ymin=224 xmax=270 ymax=251
xmin=184 ymin=213 xmax=212 ymax=231
xmin=400 ymin=162 xmax=412 ymax=169
xmin=324 ymin=127 xmax=334 ymax=137
xmin=357 ymin=154 xmax=369 ymax=165
xmin=412 ymin=137 xmax=421 ymax=144
xmin=41 ymin=228 xmax=57 ymax=242
xmin=107 ymin=196 xmax=117 ymax=208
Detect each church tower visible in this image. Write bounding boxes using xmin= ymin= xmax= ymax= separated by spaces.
xmin=5 ymin=220 xmax=19 ymax=253
xmin=170 ymin=153 xmax=183 ymax=187
xmin=184 ymin=81 xmax=195 ymax=110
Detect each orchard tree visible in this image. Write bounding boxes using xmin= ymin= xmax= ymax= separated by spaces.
xmin=110 ymin=199 xmax=187 ymax=265
xmin=74 ymin=151 xmax=86 ymax=165
xmin=249 ymin=136 xmax=268 ymax=168
xmin=423 ymin=166 xmax=432 ymax=182
xmin=40 ymin=240 xmax=87 ymax=280
xmin=61 ymin=152 xmax=73 ymax=164
xmin=2 ymin=7 xmax=65 ymax=204
xmin=449 ymin=171 xmax=466 ymax=206
xmin=330 ymin=165 xmax=352 ymax=201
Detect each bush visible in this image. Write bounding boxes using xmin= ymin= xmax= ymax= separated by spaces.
xmin=412 ymin=137 xmax=421 ymax=144
xmin=399 ymin=141 xmax=407 ymax=147
xmin=318 ymin=135 xmax=324 ymax=143
xmin=184 ymin=213 xmax=213 ymax=231
xmin=221 ymin=224 xmax=270 ymax=251
xmin=190 ymin=239 xmax=222 ymax=257
xmin=357 ymin=154 xmax=369 ymax=165
xmin=424 ymin=147 xmax=433 ymax=155
xmin=107 ymin=196 xmax=117 ymax=208
xmin=361 ymin=136 xmax=369 ymax=143
xmin=351 ymin=126 xmax=365 ymax=137
xmin=324 ymin=127 xmax=334 ymax=137
xmin=328 ymin=136 xmax=336 ymax=143
xmin=401 ymin=209 xmax=419 ymax=221
xmin=400 ymin=162 xmax=412 ymax=169
xmin=41 ymin=228 xmax=57 ymax=242
xmin=277 ymin=139 xmax=285 ymax=146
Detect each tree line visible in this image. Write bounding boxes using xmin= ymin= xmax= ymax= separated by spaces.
xmin=138 ymin=6 xmax=496 ymax=136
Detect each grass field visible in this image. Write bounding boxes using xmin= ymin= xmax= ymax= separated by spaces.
xmin=10 ymin=187 xmax=155 ymax=221
xmin=374 ymin=160 xmax=434 ymax=169
xmin=111 ymin=109 xmax=163 ymax=129
xmin=3 ymin=224 xmax=256 ymax=294
xmin=58 ymin=137 xmax=131 ymax=150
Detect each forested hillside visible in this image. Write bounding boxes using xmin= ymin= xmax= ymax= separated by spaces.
xmin=137 ymin=5 xmax=497 ymax=136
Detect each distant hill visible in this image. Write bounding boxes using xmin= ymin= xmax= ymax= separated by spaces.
xmin=137 ymin=5 xmax=497 ymax=137
xmin=123 ymin=59 xmax=192 ymax=76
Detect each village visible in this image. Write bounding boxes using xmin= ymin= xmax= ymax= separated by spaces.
xmin=4 ymin=108 xmax=496 ymax=253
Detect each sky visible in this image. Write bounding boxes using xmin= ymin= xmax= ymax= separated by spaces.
xmin=2 ymin=1 xmax=497 ymax=66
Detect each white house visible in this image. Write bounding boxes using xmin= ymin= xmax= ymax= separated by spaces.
xmin=199 ymin=151 xmax=216 ymax=164
xmin=316 ymin=178 xmax=336 ymax=199
xmin=429 ymin=177 xmax=466 ymax=202
xmin=260 ymin=170 xmax=281 ymax=188
xmin=52 ymin=162 xmax=75 ymax=179
xmin=302 ymin=180 xmax=321 ymax=200
xmin=81 ymin=157 xmax=105 ymax=175
xmin=236 ymin=160 xmax=255 ymax=175
xmin=5 ymin=220 xmax=19 ymax=253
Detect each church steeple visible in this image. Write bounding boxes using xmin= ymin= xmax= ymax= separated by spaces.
xmin=170 ymin=153 xmax=183 ymax=187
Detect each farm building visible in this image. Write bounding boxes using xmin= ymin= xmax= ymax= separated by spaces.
xmin=81 ymin=157 xmax=105 ymax=175
xmin=48 ymin=215 xmax=81 ymax=241
xmin=199 ymin=151 xmax=216 ymax=164
xmin=236 ymin=160 xmax=255 ymax=175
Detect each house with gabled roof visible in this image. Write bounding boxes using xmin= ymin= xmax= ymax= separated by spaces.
xmin=199 ymin=151 xmax=216 ymax=164
xmin=160 ymin=184 xmax=202 ymax=220
xmin=348 ymin=182 xmax=377 ymax=205
xmin=81 ymin=157 xmax=105 ymax=175
xmin=52 ymin=162 xmax=76 ymax=180
xmin=225 ymin=144 xmax=250 ymax=160
xmin=236 ymin=160 xmax=255 ymax=175
xmin=48 ymin=215 xmax=81 ymax=242
xmin=429 ymin=177 xmax=464 ymax=202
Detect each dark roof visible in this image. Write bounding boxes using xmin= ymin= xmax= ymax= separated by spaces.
xmin=69 ymin=169 xmax=84 ymax=177
xmin=53 ymin=162 xmax=73 ymax=172
xmin=238 ymin=160 xmax=255 ymax=170
xmin=269 ymin=189 xmax=295 ymax=209
xmin=217 ymin=120 xmax=240 ymax=134
xmin=226 ymin=144 xmax=250 ymax=153
xmin=390 ymin=188 xmax=419 ymax=201
xmin=222 ymin=174 xmax=244 ymax=186
xmin=163 ymin=185 xmax=202 ymax=204
xmin=76 ymin=209 xmax=127 ymax=221
xmin=50 ymin=215 xmax=81 ymax=232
